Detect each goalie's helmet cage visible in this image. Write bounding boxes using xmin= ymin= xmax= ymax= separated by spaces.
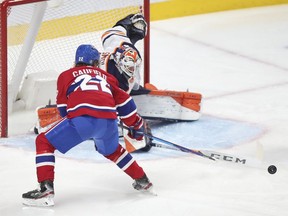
xmin=117 ymin=46 xmax=142 ymax=78
xmin=75 ymin=44 xmax=100 ymax=66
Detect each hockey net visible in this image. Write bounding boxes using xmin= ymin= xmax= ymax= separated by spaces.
xmin=0 ymin=0 xmax=150 ymax=137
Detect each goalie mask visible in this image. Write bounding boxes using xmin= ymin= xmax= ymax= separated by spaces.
xmin=114 ymin=45 xmax=142 ymax=79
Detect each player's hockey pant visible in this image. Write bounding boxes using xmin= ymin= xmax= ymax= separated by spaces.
xmin=35 ymin=116 xmax=144 ymax=182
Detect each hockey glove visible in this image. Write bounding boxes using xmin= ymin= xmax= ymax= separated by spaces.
xmin=128 ymin=117 xmax=144 ymax=141
xmin=114 ymin=13 xmax=147 ymax=45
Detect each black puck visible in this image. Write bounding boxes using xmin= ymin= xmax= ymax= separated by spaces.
xmin=268 ymin=165 xmax=277 ymax=174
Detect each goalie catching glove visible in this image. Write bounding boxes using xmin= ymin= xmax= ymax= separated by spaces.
xmin=114 ymin=13 xmax=147 ymax=45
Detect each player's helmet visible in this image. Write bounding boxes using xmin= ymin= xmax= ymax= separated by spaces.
xmin=75 ymin=44 xmax=100 ymax=66
xmin=114 ymin=45 xmax=142 ymax=78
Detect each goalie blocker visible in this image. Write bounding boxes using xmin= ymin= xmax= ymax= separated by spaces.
xmin=34 ymin=84 xmax=202 ymax=152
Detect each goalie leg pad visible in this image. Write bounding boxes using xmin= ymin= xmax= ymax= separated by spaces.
xmin=35 ymin=104 xmax=62 ymax=134
xmin=37 ymin=105 xmax=62 ymax=128
xmin=132 ymin=90 xmax=202 ymax=121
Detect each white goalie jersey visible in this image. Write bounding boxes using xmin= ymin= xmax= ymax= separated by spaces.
xmin=99 ymin=25 xmax=142 ymax=94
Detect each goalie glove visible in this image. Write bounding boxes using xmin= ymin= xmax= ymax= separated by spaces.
xmin=114 ymin=13 xmax=147 ymax=45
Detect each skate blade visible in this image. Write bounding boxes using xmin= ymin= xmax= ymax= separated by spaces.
xmin=22 ymin=196 xmax=54 ymax=207
xmin=139 ymin=188 xmax=158 ymax=196
xmin=145 ymin=188 xmax=157 ymax=196
xmin=140 ymin=185 xmax=157 ymax=196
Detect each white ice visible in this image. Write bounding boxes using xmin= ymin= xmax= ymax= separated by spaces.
xmin=1 ymin=4 xmax=288 ymax=216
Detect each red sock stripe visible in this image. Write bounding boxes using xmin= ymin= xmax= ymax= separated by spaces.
xmin=105 ymin=144 xmax=144 ymax=179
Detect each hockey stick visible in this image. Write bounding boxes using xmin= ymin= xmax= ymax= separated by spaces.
xmin=152 ymin=140 xmax=269 ymax=169
xmin=122 ymin=125 xmax=267 ymax=167
xmin=144 ymin=133 xmax=216 ymax=161
xmin=151 ymin=142 xmax=187 ymax=152
xmin=151 ymin=140 xmax=268 ymax=169
xmin=121 ymin=124 xmax=271 ymax=168
xmin=120 ymin=125 xmax=215 ymax=161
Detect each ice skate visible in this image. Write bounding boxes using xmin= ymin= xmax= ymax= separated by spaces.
xmin=133 ymin=174 xmax=156 ymax=195
xmin=22 ymin=180 xmax=55 ymax=207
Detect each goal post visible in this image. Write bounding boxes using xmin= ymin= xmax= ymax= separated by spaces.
xmin=0 ymin=0 xmax=150 ymax=137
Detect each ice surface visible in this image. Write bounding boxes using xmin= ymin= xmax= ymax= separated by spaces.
xmin=1 ymin=4 xmax=288 ymax=216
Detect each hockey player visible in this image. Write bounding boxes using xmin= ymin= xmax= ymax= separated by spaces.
xmin=99 ymin=13 xmax=148 ymax=94
xmin=99 ymin=13 xmax=153 ymax=153
xmin=33 ymin=13 xmax=202 ymax=152
xmin=22 ymin=44 xmax=153 ymax=207
xmin=32 ymin=13 xmax=153 ymax=152
xmin=99 ymin=13 xmax=202 ymax=152
xmin=33 ymin=13 xmax=151 ymax=151
xmin=100 ymin=13 xmax=202 ymax=116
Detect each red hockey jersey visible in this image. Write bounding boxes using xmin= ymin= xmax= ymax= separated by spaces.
xmin=56 ymin=66 xmax=140 ymax=126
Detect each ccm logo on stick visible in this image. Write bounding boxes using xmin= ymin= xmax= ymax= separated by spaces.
xmin=210 ymin=153 xmax=247 ymax=164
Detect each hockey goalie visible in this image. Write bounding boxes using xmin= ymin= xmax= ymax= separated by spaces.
xmin=99 ymin=13 xmax=202 ymax=150
xmin=34 ymin=13 xmax=202 ymax=153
